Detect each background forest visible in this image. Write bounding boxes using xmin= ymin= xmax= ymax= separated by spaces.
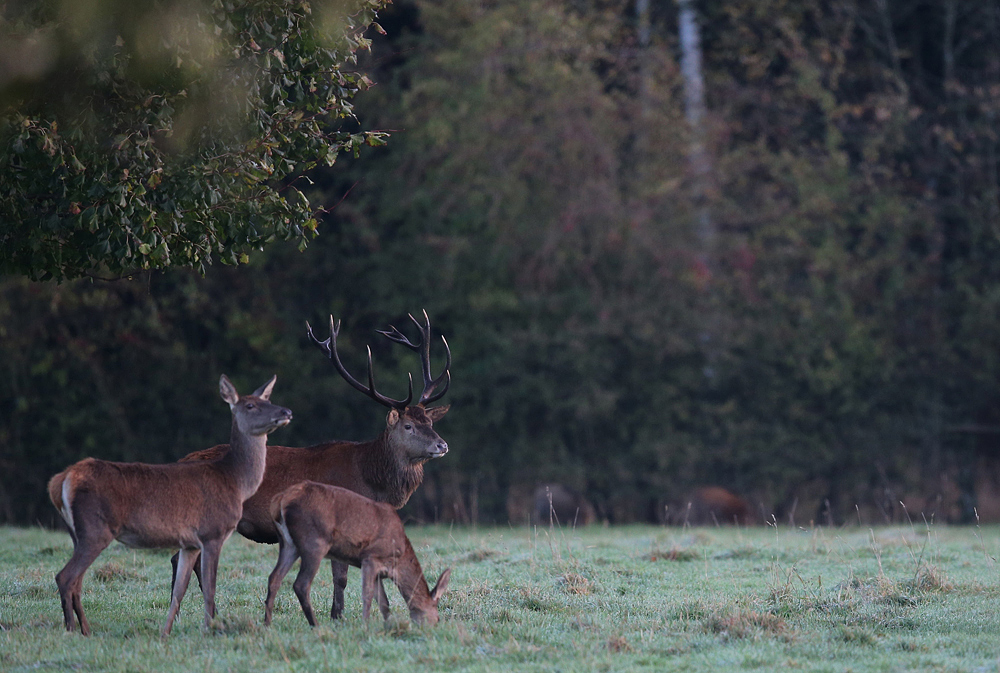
xmin=2 ymin=0 xmax=1000 ymax=528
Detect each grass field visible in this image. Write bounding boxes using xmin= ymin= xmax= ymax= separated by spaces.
xmin=2 ymin=522 xmax=1000 ymax=672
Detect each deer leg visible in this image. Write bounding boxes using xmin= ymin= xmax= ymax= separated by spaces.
xmin=71 ymin=591 xmax=89 ymax=635
xmin=169 ymin=552 xmax=179 ymax=597
xmin=162 ymin=548 xmax=198 ymax=637
xmin=330 ymin=560 xmax=349 ymax=620
xmin=291 ymin=550 xmax=324 ymax=627
xmin=360 ymin=559 xmax=380 ymax=622
xmin=376 ymin=578 xmax=391 ymax=621
xmin=198 ymin=539 xmax=224 ymax=626
xmin=264 ymin=541 xmax=299 ymax=626
xmin=170 ymin=549 xmax=204 ymax=599
xmin=55 ymin=527 xmax=112 ymax=636
xmin=192 ymin=550 xmax=203 ymax=592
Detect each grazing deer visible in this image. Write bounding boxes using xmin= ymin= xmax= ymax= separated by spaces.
xmin=264 ymin=481 xmax=451 ymax=626
xmin=173 ymin=311 xmax=451 ymax=619
xmin=48 ymin=375 xmax=291 ymax=636
xmin=681 ymin=486 xmax=753 ymax=526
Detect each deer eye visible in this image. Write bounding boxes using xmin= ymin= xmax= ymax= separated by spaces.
xmin=245 ymin=402 xmax=256 ymax=409
xmin=404 ymin=424 xmax=413 ymax=430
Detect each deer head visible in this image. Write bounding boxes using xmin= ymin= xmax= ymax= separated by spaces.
xmin=219 ymin=374 xmax=293 ymax=437
xmin=306 ymin=311 xmax=451 ymax=462
xmin=385 ymin=405 xmax=449 ymax=463
xmin=410 ymin=567 xmax=451 ymax=626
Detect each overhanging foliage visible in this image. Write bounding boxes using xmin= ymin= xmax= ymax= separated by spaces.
xmin=0 ymin=0 xmax=388 ymax=281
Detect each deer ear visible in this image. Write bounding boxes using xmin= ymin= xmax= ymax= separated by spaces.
xmin=429 ymin=567 xmax=451 ymax=602
xmin=387 ymin=408 xmax=400 ymax=426
xmin=253 ymin=375 xmax=277 ymax=400
xmin=425 ymin=405 xmax=450 ymax=422
xmin=219 ymin=375 xmax=239 ymax=408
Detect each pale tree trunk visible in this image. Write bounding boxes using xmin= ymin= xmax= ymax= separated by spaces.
xmin=678 ymin=0 xmax=717 ymax=375
xmin=678 ymin=0 xmax=714 ymax=262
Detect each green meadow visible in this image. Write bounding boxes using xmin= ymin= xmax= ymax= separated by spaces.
xmin=2 ymin=523 xmax=999 ymax=672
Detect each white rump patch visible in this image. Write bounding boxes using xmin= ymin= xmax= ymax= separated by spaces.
xmin=60 ymin=477 xmax=75 ymax=536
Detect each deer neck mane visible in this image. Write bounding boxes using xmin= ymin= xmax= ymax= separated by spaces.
xmin=219 ymin=418 xmax=269 ymax=500
xmin=359 ymin=431 xmax=424 ymax=508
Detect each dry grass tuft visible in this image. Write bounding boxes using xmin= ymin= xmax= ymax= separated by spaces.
xmin=464 ymin=579 xmax=493 ymax=597
xmin=560 ymin=572 xmax=594 ymax=595
xmin=93 ymin=561 xmax=142 ymax=583
xmin=832 ymin=575 xmax=910 ymax=606
xmin=837 ymin=625 xmax=878 ymax=645
xmin=518 ymin=585 xmax=552 ymax=612
xmin=704 ymin=608 xmax=791 ymax=641
xmin=207 ymin=614 xmax=261 ymax=636
xmin=909 ymin=564 xmax=954 ymax=593
xmin=607 ymin=635 xmax=631 ymax=652
xmin=649 ymin=546 xmax=698 ymax=562
xmin=466 ymin=548 xmax=499 ymax=562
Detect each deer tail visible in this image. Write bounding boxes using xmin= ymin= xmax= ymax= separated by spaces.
xmin=47 ymin=469 xmax=75 ymax=535
xmin=270 ymin=492 xmax=284 ymax=525
xmin=271 ymin=491 xmax=298 ymax=550
xmin=47 ymin=471 xmax=65 ymax=510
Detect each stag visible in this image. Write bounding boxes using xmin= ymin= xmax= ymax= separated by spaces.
xmin=173 ymin=311 xmax=451 ymax=619
xmin=48 ymin=375 xmax=292 ymax=636
xmin=264 ymin=481 xmax=451 ymax=627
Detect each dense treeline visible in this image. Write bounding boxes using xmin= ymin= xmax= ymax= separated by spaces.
xmin=3 ymin=0 xmax=1000 ymax=526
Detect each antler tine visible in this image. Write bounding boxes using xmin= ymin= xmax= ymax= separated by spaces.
xmin=409 ymin=310 xmax=451 ymax=405
xmin=423 ymin=371 xmax=450 ymax=405
xmin=420 ymin=334 xmax=451 ymax=404
xmin=308 ymin=315 xmax=411 ymax=410
xmin=305 ymin=319 xmax=333 ymax=358
xmin=410 ymin=311 xmax=430 ymax=368
xmin=364 ymin=346 xmax=414 ymax=409
xmin=376 ymin=324 xmax=420 ymax=350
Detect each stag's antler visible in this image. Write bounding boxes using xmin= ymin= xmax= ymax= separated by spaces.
xmin=307 ymin=316 xmax=413 ymax=410
xmin=377 ymin=309 xmax=451 ymax=406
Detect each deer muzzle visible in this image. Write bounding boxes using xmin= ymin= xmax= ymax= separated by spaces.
xmin=270 ymin=408 xmax=293 ymax=430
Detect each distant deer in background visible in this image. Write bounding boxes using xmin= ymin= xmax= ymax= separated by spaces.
xmin=48 ymin=375 xmax=291 ymax=636
xmin=173 ymin=311 xmax=451 ymax=620
xmin=533 ymin=483 xmax=596 ymax=527
xmin=264 ymin=481 xmax=451 ymax=626
xmin=678 ymin=486 xmax=753 ymax=526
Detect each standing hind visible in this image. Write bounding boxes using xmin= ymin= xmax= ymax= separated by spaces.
xmin=48 ymin=375 xmax=291 ymax=636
